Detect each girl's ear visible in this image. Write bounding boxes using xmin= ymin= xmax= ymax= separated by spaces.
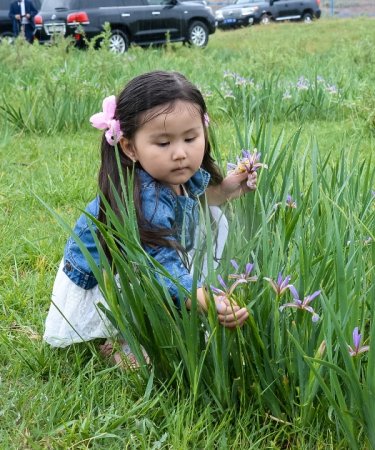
xmin=119 ymin=137 xmax=137 ymax=162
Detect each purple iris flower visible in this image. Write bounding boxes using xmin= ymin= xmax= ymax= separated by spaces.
xmin=210 ymin=275 xmax=241 ymax=298
xmin=234 ymin=75 xmax=247 ymax=86
xmin=326 ymin=84 xmax=338 ymax=95
xmin=286 ymin=194 xmax=297 ymax=208
xmin=224 ymin=90 xmax=235 ymax=99
xmin=227 ymin=149 xmax=268 ymax=177
xmin=348 ymin=327 xmax=370 ymax=357
xmin=211 ymin=261 xmax=258 ymax=297
xmin=240 ymin=149 xmax=268 ymax=174
xmin=223 ymin=70 xmax=237 ymax=79
xmin=229 ymin=260 xmax=258 ymax=284
xmin=296 ymin=76 xmax=309 ymax=90
xmin=282 ymin=91 xmax=292 ymax=100
xmin=210 ymin=275 xmax=230 ymax=296
xmin=264 ymin=273 xmax=293 ymax=296
xmin=279 ymin=286 xmax=320 ymax=322
xmin=227 ymin=162 xmax=238 ymax=172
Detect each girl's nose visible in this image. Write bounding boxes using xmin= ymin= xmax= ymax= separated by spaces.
xmin=172 ymin=144 xmax=187 ymax=160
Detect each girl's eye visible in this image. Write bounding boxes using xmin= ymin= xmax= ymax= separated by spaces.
xmin=185 ymin=137 xmax=196 ymax=143
xmin=157 ymin=142 xmax=170 ymax=147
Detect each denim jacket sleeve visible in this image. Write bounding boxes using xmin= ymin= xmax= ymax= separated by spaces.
xmin=62 ymin=197 xmax=100 ymax=290
xmin=141 ymin=182 xmax=202 ymax=306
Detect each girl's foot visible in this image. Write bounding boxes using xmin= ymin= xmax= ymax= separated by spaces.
xmin=99 ymin=339 xmax=149 ymax=370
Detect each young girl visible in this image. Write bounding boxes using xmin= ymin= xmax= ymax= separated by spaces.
xmin=43 ymin=70 xmax=257 ymax=366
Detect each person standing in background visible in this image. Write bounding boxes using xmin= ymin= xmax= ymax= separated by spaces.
xmin=9 ymin=0 xmax=38 ymax=43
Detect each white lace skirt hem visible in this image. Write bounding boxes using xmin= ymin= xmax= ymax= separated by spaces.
xmin=43 ymin=260 xmax=117 ymax=348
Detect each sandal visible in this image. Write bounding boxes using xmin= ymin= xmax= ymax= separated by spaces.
xmin=99 ymin=339 xmax=150 ymax=370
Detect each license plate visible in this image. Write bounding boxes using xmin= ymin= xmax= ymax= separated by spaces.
xmin=45 ymin=23 xmax=66 ymax=35
xmin=223 ymin=18 xmax=236 ymax=24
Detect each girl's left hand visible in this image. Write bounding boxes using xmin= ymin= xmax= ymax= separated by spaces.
xmin=221 ymin=170 xmax=257 ymax=201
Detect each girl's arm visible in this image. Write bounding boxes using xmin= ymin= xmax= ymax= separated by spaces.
xmin=206 ymin=171 xmax=257 ymax=206
xmin=185 ymin=287 xmax=249 ymax=329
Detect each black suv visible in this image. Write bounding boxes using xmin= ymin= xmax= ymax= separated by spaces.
xmin=215 ymin=0 xmax=321 ymax=28
xmin=34 ymin=0 xmax=216 ymax=52
xmin=0 ymin=0 xmax=41 ymax=41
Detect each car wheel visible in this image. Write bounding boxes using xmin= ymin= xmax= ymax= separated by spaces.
xmin=260 ymin=14 xmax=271 ymax=25
xmin=0 ymin=32 xmax=15 ymax=44
xmin=108 ymin=30 xmax=129 ymax=54
xmin=302 ymin=12 xmax=313 ymax=23
xmin=188 ymin=21 xmax=209 ymax=48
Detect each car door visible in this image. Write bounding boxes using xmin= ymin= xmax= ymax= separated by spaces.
xmin=83 ymin=0 xmax=149 ymax=42
xmin=79 ymin=0 xmax=178 ymax=45
xmin=270 ymin=0 xmax=300 ymax=19
xmin=0 ymin=0 xmax=11 ymax=35
xmin=140 ymin=0 xmax=183 ymax=43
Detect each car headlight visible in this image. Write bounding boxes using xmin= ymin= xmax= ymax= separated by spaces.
xmin=215 ymin=10 xmax=224 ymax=20
xmin=241 ymin=6 xmax=258 ymax=15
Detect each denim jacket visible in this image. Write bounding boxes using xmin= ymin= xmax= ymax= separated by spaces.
xmin=62 ymin=168 xmax=210 ymax=303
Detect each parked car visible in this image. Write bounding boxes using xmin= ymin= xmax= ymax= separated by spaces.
xmin=0 ymin=0 xmax=41 ymax=42
xmin=215 ymin=0 xmax=321 ymax=28
xmin=34 ymin=0 xmax=216 ymax=53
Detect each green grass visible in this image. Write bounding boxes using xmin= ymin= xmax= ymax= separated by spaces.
xmin=0 ymin=18 xmax=374 ymax=449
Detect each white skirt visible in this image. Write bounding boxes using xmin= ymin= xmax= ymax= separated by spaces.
xmin=43 ymin=206 xmax=228 ymax=348
xmin=43 ymin=260 xmax=117 ymax=348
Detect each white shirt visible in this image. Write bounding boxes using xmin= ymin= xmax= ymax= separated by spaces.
xmin=18 ymin=1 xmax=29 ymax=24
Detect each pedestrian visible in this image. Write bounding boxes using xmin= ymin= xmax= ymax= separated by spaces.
xmin=9 ymin=0 xmax=38 ymax=43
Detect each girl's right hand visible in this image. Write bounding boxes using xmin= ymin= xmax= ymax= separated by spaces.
xmin=215 ymin=296 xmax=249 ymax=328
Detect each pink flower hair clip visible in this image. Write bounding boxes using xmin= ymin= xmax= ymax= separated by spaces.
xmin=204 ymin=112 xmax=210 ymax=128
xmin=90 ymin=95 xmax=123 ymax=146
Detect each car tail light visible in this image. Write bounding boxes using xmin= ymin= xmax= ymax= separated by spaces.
xmin=316 ymin=0 xmax=320 ymax=5
xmin=34 ymin=14 xmax=43 ymax=25
xmin=67 ymin=11 xmax=90 ymax=26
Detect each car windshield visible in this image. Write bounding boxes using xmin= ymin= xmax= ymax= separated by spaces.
xmin=231 ymin=0 xmax=259 ymax=4
xmin=40 ymin=0 xmax=79 ymax=10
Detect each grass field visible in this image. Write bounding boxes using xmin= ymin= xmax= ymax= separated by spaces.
xmin=0 ymin=17 xmax=375 ymax=449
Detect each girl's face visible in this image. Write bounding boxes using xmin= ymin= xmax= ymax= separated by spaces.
xmin=120 ymin=101 xmax=206 ymax=194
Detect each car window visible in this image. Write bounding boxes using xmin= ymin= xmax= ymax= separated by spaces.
xmin=145 ymin=0 xmax=172 ymax=5
xmin=115 ymin=0 xmax=145 ymax=5
xmin=40 ymin=0 xmax=79 ymax=9
xmin=80 ymin=0 xmax=127 ymax=7
xmin=233 ymin=0 xmax=260 ymax=4
xmin=114 ymin=0 xmax=145 ymax=5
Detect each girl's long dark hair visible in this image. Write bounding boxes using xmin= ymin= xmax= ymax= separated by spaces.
xmin=97 ymin=71 xmax=223 ymax=256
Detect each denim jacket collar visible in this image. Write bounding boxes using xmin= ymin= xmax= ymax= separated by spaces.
xmin=137 ymin=167 xmax=210 ymax=197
